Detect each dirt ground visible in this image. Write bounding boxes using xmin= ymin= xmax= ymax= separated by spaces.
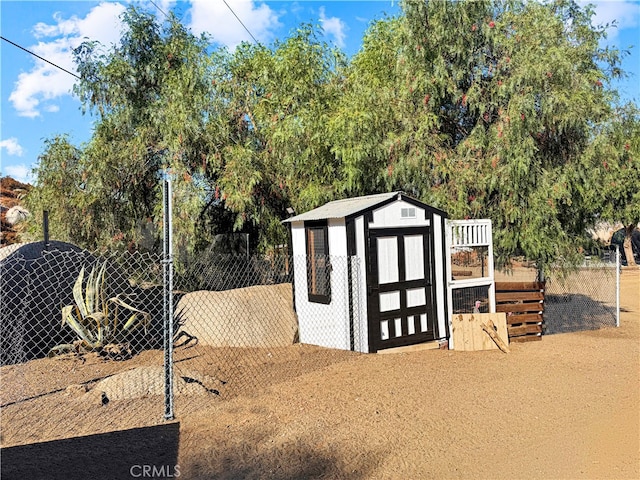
xmin=1 ymin=269 xmax=638 ymax=479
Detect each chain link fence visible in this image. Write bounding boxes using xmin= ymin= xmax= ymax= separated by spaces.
xmin=0 ymin=234 xmax=620 ymax=448
xmin=168 ymin=253 xmax=361 ymax=417
xmin=0 ymin=243 xmax=361 ymax=446
xmin=544 ymin=255 xmax=619 ymax=334
xmin=493 ymin=253 xmax=620 ymax=335
xmin=0 ymin=243 xmax=167 ymax=446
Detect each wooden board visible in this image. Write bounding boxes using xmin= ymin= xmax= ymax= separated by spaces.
xmin=495 ymin=291 xmax=544 ymax=302
xmin=496 ymin=303 xmax=544 ymax=313
xmin=495 ymin=282 xmax=545 ymax=291
xmin=508 ymin=324 xmax=543 ymax=336
xmin=377 ymin=340 xmax=443 ymax=354
xmin=506 ymin=313 xmax=543 ymax=325
xmin=510 ymin=335 xmax=542 ymax=343
xmin=452 ymin=313 xmax=509 ymax=352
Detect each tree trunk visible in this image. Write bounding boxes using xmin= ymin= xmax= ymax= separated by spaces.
xmin=623 ymin=224 xmax=637 ymax=267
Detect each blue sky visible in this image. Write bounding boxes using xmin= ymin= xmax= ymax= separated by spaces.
xmin=1 ymin=0 xmax=639 ymax=185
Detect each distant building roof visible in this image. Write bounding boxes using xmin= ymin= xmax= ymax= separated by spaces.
xmin=284 ymin=191 xmax=446 ymax=223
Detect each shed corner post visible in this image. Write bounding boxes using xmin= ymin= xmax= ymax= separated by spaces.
xmin=444 ymin=219 xmax=455 ymax=350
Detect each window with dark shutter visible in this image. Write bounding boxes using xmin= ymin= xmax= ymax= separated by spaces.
xmin=305 ymin=221 xmax=331 ymax=304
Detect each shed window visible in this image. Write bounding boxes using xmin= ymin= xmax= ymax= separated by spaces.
xmin=305 ymin=222 xmax=331 ymax=304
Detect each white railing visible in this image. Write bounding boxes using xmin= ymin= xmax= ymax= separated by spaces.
xmin=445 ymin=219 xmax=496 ymax=349
xmin=449 ymin=220 xmax=492 ymax=247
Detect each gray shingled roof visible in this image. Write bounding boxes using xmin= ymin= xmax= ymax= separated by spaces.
xmin=283 ymin=192 xmax=402 ymax=223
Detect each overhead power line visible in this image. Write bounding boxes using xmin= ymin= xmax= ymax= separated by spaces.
xmin=2 ymin=0 xmax=259 ymax=84
xmin=149 ymin=1 xmax=257 ymax=44
xmin=222 ymin=0 xmax=259 ymax=44
xmin=149 ymin=0 xmax=170 ymax=20
xmin=1 ymin=35 xmax=81 ymax=80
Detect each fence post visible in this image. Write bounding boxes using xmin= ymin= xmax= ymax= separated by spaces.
xmin=43 ymin=210 xmax=50 ymax=249
xmin=163 ymin=175 xmax=174 ymax=420
xmin=616 ymin=245 xmax=620 ymax=328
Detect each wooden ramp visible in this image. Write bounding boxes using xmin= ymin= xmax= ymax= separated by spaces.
xmin=377 ymin=340 xmax=443 ymax=354
xmin=452 ymin=312 xmax=510 ymax=352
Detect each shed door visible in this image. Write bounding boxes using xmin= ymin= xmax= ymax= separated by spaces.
xmin=367 ymin=227 xmax=436 ymax=352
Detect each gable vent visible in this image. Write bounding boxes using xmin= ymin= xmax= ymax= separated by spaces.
xmin=401 ymin=207 xmax=416 ymax=219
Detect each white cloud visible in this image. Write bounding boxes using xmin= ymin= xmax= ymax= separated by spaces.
xmin=9 ymin=2 xmax=126 ymax=118
xmin=319 ymin=7 xmax=347 ymax=49
xmin=188 ymin=0 xmax=281 ymax=48
xmin=0 ymin=138 xmax=24 ymax=157
xmin=583 ymin=0 xmax=640 ymax=39
xmin=2 ymin=165 xmax=33 ymax=184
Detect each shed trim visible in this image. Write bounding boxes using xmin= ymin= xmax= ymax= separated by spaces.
xmin=283 ymin=192 xmax=448 ymax=224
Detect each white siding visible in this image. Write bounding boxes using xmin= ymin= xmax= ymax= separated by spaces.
xmin=328 ymin=218 xmax=347 ymax=256
xmin=370 ymin=199 xmax=430 ymax=228
xmin=290 ymin=220 xmax=351 ymax=351
xmin=290 ymin=221 xmax=306 ymax=259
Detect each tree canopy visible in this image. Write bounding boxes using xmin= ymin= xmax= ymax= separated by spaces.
xmin=26 ymin=1 xmax=638 ymax=271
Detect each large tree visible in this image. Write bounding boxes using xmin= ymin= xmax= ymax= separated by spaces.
xmin=330 ymin=0 xmax=627 ymax=270
xmin=27 ymin=7 xmax=231 ymax=253
xmin=26 ymin=1 xmax=635 ymax=269
xmin=207 ymin=25 xmax=346 ymax=250
xmin=586 ymin=103 xmax=640 ymax=265
xmin=27 ymin=9 xmax=345 ymax=254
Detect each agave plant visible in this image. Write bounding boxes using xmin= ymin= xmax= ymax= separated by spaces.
xmin=50 ymin=261 xmax=150 ymax=356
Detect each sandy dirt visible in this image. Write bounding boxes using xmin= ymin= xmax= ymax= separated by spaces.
xmin=1 ymin=269 xmax=638 ymax=480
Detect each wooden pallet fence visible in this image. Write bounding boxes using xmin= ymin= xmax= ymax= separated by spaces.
xmin=495 ymin=282 xmax=545 ymax=342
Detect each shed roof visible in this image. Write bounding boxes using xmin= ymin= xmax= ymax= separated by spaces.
xmin=284 ymin=191 xmax=449 ymax=223
xmin=284 ymin=192 xmax=399 ymax=223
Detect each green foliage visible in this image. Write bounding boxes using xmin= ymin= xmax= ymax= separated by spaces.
xmin=589 ymin=103 xmax=640 ymax=226
xmin=330 ymin=0 xmax=628 ymax=269
xmin=209 ymin=25 xmax=347 ymax=249
xmin=25 ymin=1 xmax=637 ymax=270
xmin=29 ymin=6 xmax=224 ymax=253
xmin=51 ymin=262 xmax=150 ymax=355
xmin=585 ymin=102 xmax=640 ymax=264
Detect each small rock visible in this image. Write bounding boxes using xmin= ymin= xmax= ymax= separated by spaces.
xmin=84 ymin=389 xmax=109 ymax=406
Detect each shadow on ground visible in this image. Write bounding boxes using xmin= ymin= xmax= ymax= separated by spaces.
xmin=178 ymin=420 xmax=382 ymax=480
xmin=545 ymin=293 xmax=617 ymax=334
xmin=1 ymin=422 xmax=180 ymax=480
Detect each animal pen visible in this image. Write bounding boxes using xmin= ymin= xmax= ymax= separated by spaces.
xmin=0 ymin=184 xmax=622 ymax=451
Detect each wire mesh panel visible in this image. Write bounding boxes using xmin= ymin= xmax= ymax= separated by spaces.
xmin=544 ymin=258 xmax=619 ymax=334
xmin=451 ymin=285 xmax=491 ymax=315
xmin=0 ymin=247 xmax=166 ymax=447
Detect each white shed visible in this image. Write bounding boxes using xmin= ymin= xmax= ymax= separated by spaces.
xmin=284 ymin=192 xmax=449 ymax=353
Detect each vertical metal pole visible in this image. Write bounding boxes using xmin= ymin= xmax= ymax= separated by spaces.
xmin=43 ymin=210 xmax=50 ymax=249
xmin=616 ymin=245 xmax=620 ymax=328
xmin=163 ymin=175 xmax=174 ymax=420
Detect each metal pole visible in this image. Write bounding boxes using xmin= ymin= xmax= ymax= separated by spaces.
xmin=616 ymin=245 xmax=620 ymax=328
xmin=163 ymin=175 xmax=174 ymax=420
xmin=43 ymin=210 xmax=50 ymax=249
